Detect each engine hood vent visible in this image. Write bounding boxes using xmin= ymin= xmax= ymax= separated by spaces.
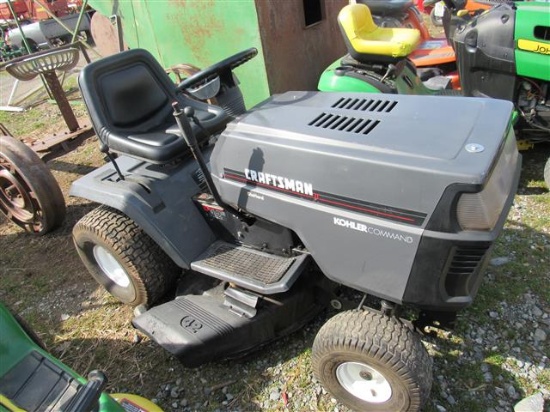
xmin=309 ymin=112 xmax=379 ymax=135
xmin=222 ymin=91 xmax=513 ymax=163
xmin=331 ymin=97 xmax=397 ymax=113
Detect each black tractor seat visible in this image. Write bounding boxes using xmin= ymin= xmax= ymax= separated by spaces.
xmin=79 ymin=48 xmax=229 ymax=164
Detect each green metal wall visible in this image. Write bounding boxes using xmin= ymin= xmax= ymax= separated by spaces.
xmin=89 ymin=0 xmax=270 ymax=108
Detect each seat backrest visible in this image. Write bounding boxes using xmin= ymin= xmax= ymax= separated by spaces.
xmin=339 ymin=4 xmax=378 ymax=41
xmin=103 ymin=63 xmax=170 ymax=129
xmin=338 ymin=3 xmax=421 ymax=62
xmin=78 ymin=49 xmax=177 ymax=142
xmin=79 ymin=48 xmax=231 ymax=164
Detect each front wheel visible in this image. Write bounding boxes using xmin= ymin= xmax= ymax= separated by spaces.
xmin=73 ymin=206 xmax=180 ymax=307
xmin=312 ymin=310 xmax=432 ymax=411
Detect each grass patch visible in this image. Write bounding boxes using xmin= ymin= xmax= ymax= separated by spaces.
xmin=0 ymin=106 xmax=48 ymax=136
xmin=0 ymin=71 xmax=86 ymax=137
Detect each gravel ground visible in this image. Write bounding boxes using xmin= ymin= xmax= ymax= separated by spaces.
xmin=425 ymin=286 xmax=549 ymax=412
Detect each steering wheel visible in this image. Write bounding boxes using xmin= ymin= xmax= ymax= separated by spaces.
xmin=177 ymin=47 xmax=258 ymax=92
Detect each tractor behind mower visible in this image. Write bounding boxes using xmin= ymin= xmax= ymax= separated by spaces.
xmin=0 ymin=301 xmax=162 ymax=412
xmin=69 ymin=47 xmax=520 ymax=411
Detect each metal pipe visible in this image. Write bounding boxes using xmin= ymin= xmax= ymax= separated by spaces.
xmin=7 ymin=79 xmax=19 ymax=106
xmin=32 ymin=0 xmax=80 ymax=36
xmin=70 ymin=0 xmax=89 ymax=43
xmin=5 ymin=0 xmax=32 ymax=54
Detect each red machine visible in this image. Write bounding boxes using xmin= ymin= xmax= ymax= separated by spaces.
xmin=0 ymin=0 xmax=69 ymax=22
xmin=421 ymin=0 xmax=492 ymax=26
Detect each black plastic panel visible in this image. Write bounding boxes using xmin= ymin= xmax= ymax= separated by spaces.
xmin=403 ymin=236 xmax=492 ymax=311
xmin=132 ymin=276 xmax=323 ymax=367
xmin=452 ymin=4 xmax=517 ymax=100
xmin=0 ymin=351 xmax=81 ymax=412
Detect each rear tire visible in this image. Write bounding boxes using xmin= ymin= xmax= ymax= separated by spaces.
xmin=0 ymin=135 xmax=65 ymax=235
xmin=73 ymin=205 xmax=179 ymax=306
xmin=312 ymin=310 xmax=432 ymax=412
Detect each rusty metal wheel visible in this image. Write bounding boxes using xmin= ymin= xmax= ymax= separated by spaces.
xmin=0 ymin=135 xmax=66 ymax=235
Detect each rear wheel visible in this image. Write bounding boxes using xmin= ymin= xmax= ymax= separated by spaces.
xmin=0 ymin=135 xmax=65 ymax=235
xmin=312 ymin=310 xmax=432 ymax=412
xmin=73 ymin=205 xmax=179 ymax=306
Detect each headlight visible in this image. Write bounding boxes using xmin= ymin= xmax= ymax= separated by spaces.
xmin=457 ymin=129 xmax=519 ymax=231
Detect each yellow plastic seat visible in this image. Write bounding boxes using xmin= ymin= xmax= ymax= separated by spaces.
xmin=338 ymin=3 xmax=421 ymax=61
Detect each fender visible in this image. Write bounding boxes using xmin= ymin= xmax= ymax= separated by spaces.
xmin=393 ymin=60 xmax=439 ymax=95
xmin=69 ymin=155 xmax=216 ymax=269
xmin=318 ymin=59 xmax=393 ymax=93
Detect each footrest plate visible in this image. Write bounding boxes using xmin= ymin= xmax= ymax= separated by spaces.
xmin=191 ymin=241 xmax=308 ymax=294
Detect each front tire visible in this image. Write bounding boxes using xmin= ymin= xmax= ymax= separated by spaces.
xmin=312 ymin=310 xmax=432 ymax=411
xmin=73 ymin=205 xmax=179 ymax=306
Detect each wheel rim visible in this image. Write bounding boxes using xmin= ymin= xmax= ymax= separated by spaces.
xmin=0 ymin=161 xmax=44 ymax=232
xmin=93 ymin=245 xmax=131 ymax=287
xmin=336 ymin=361 xmax=392 ymax=403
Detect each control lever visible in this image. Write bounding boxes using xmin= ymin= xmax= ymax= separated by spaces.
xmin=172 ymin=102 xmax=254 ymax=225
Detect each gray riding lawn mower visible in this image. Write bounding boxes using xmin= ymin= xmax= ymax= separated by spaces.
xmin=70 ymin=47 xmax=520 ymax=411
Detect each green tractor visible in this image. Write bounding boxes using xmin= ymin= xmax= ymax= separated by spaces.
xmin=0 ymin=301 xmax=162 ymax=412
xmin=0 ymin=26 xmax=25 ymax=62
xmin=319 ymin=0 xmax=550 ymax=187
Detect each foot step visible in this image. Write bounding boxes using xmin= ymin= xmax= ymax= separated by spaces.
xmin=191 ymin=240 xmax=308 ymax=294
xmin=132 ymin=277 xmax=323 ymax=367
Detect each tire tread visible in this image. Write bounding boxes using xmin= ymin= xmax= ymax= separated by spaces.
xmin=312 ymin=310 xmax=432 ymax=411
xmin=73 ymin=205 xmax=179 ymax=305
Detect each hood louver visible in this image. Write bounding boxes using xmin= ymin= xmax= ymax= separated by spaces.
xmin=307 ymin=97 xmax=397 ymax=135
xmin=331 ymin=97 xmax=398 ymax=113
xmin=309 ymin=113 xmax=380 ymax=135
